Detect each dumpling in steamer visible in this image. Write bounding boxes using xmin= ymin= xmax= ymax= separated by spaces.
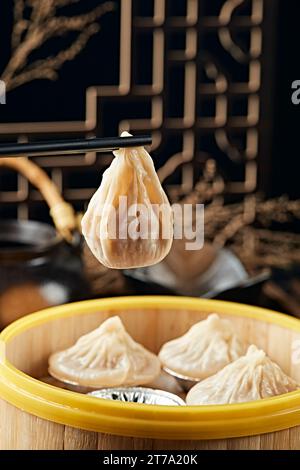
xmin=186 ymin=345 xmax=299 ymax=405
xmin=159 ymin=314 xmax=245 ymax=380
xmin=81 ymin=132 xmax=173 ymax=269
xmin=49 ymin=316 xmax=161 ymax=388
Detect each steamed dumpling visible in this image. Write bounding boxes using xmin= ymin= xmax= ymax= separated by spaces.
xmin=81 ymin=132 xmax=173 ymax=269
xmin=159 ymin=314 xmax=245 ymax=380
xmin=49 ymin=316 xmax=161 ymax=388
xmin=186 ymin=345 xmax=299 ymax=405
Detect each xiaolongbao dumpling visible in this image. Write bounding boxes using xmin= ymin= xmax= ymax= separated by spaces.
xmin=49 ymin=316 xmax=161 ymax=388
xmin=186 ymin=345 xmax=299 ymax=405
xmin=81 ymin=132 xmax=173 ymax=269
xmin=159 ymin=314 xmax=245 ymax=380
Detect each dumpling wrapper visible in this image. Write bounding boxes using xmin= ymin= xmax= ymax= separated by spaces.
xmin=159 ymin=314 xmax=246 ymax=380
xmin=49 ymin=316 xmax=161 ymax=388
xmin=81 ymin=131 xmax=173 ymax=269
xmin=186 ymin=344 xmax=299 ymax=405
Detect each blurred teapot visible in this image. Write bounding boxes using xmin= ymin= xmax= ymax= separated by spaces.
xmin=0 ymin=157 xmax=91 ymax=328
xmin=0 ymin=219 xmax=89 ymax=327
xmin=0 ymin=156 xmax=127 ymax=328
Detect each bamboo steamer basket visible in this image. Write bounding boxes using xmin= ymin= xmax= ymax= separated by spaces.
xmin=1 ymin=296 xmax=300 ymax=450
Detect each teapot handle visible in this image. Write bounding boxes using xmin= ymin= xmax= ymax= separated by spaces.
xmin=0 ymin=157 xmax=79 ymax=243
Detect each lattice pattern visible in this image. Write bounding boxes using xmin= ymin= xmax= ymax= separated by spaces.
xmin=0 ymin=0 xmax=274 ymax=222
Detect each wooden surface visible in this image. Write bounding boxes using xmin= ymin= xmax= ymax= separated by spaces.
xmin=1 ymin=305 xmax=300 ymax=449
xmin=1 ymin=399 xmax=300 ymax=450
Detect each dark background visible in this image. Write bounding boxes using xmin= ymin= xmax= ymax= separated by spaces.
xmin=272 ymin=0 xmax=300 ymax=199
xmin=0 ymin=0 xmax=299 ymax=214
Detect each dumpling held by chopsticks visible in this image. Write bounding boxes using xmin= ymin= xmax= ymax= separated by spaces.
xmin=81 ymin=132 xmax=173 ymax=269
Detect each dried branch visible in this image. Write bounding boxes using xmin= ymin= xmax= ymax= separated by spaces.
xmin=7 ymin=23 xmax=100 ymax=90
xmin=166 ymin=158 xmax=300 ymax=272
xmin=2 ymin=0 xmax=115 ymax=92
xmin=12 ymin=0 xmax=27 ymax=49
xmin=205 ymin=197 xmax=300 ymax=271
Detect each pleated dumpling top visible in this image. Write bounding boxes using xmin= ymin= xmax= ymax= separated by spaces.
xmin=186 ymin=345 xmax=299 ymax=405
xmin=159 ymin=314 xmax=246 ymax=380
xmin=49 ymin=316 xmax=161 ymax=388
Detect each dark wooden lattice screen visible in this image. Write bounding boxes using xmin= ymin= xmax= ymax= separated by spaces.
xmin=0 ymin=0 xmax=277 ymax=222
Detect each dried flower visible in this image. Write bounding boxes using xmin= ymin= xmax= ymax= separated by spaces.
xmin=167 ymin=160 xmax=300 ymax=272
xmin=1 ymin=0 xmax=115 ymax=91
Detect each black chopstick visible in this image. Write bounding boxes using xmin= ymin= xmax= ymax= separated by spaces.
xmin=0 ymin=135 xmax=152 ymax=157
